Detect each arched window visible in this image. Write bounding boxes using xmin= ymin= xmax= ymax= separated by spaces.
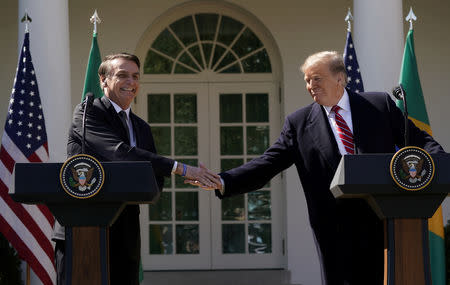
xmin=144 ymin=14 xmax=272 ymax=74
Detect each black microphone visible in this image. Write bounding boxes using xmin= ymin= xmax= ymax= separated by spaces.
xmin=392 ymin=84 xmax=409 ymax=147
xmin=81 ymin=92 xmax=94 ymax=154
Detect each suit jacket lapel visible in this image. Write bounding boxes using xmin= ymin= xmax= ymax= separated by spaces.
xmin=306 ymin=103 xmax=341 ymax=170
xmin=348 ymin=90 xmax=367 ymax=154
xmin=100 ymin=96 xmax=130 ymax=144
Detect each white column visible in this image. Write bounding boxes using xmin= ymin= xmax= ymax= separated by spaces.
xmin=353 ymin=0 xmax=404 ymax=93
xmin=18 ymin=0 xmax=71 ymax=164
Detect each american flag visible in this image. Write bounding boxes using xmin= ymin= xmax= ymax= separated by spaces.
xmin=0 ymin=32 xmax=56 ymax=284
xmin=343 ymin=31 xmax=365 ymax=93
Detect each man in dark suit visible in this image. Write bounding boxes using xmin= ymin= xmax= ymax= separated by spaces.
xmin=54 ymin=53 xmax=220 ymax=284
xmin=188 ymin=51 xmax=444 ymax=284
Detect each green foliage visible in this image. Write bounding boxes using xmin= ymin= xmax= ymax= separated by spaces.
xmin=0 ymin=233 xmax=23 ymax=285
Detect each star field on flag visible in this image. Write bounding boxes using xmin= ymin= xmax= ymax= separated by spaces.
xmin=344 ymin=31 xmax=365 ymax=93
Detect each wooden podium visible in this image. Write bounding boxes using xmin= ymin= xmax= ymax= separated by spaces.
xmin=11 ymin=161 xmax=159 ymax=285
xmin=330 ymin=153 xmax=450 ymax=285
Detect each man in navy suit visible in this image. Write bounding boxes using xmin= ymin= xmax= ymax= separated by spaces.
xmin=189 ymin=51 xmax=444 ymax=284
xmin=54 ymin=53 xmax=220 ymax=285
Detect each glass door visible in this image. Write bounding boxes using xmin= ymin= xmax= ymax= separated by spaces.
xmin=138 ymin=83 xmax=211 ymax=270
xmin=209 ymin=82 xmax=284 ymax=269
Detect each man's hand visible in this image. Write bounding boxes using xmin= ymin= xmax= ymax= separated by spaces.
xmin=184 ymin=176 xmax=223 ymax=191
xmin=183 ymin=162 xmax=221 ymax=189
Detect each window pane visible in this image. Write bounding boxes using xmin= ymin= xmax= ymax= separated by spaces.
xmin=176 ymin=225 xmax=199 ymax=254
xmin=248 ymin=223 xmax=271 ymax=253
xmin=148 ymin=94 xmax=170 ymax=123
xmin=246 ymin=93 xmax=268 ymax=122
xmin=149 ymin=224 xmax=173 ymax=254
xmin=151 ymin=127 xmax=171 ymax=156
xmin=220 ymin=127 xmax=243 ymax=155
xmin=212 ymin=45 xmax=226 ymax=68
xmin=174 ymin=94 xmax=197 ymax=123
xmin=222 ymin=195 xmax=245 ymax=221
xmin=149 ymin=191 xmax=172 ymax=221
xmin=221 ymin=159 xmax=244 ymax=172
xmin=247 ymin=126 xmax=269 ymax=155
xmin=242 ymin=49 xmax=272 ymax=73
xmin=220 ymin=94 xmax=242 ymax=123
xmin=174 ymin=64 xmax=196 ymax=74
xmin=189 ymin=45 xmax=204 ymax=69
xmin=152 ymin=29 xmax=183 ymax=58
xmin=144 ymin=50 xmax=173 ymax=74
xmin=217 ymin=16 xmax=244 ymax=46
xmin=216 ymin=50 xmax=238 ymax=71
xmin=219 ymin=63 xmax=241 ymax=74
xmin=170 ymin=15 xmax=197 ymax=46
xmin=164 ymin=176 xmax=172 ymax=188
xmin=175 ymin=192 xmax=198 ymax=221
xmin=222 ymin=224 xmax=245 ymax=253
xmin=232 ymin=28 xmax=263 ymax=57
xmin=178 ymin=52 xmax=200 ymax=71
xmin=175 ymin=159 xmax=197 ymax=188
xmin=248 ymin=191 xmax=271 ymax=220
xmin=175 ymin=127 xmax=197 ymax=155
xmin=195 ymin=14 xmax=218 ymax=41
xmin=201 ymin=43 xmax=213 ymax=67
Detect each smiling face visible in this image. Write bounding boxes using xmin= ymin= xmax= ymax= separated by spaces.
xmin=303 ymin=61 xmax=345 ymax=107
xmin=101 ymin=58 xmax=140 ymax=110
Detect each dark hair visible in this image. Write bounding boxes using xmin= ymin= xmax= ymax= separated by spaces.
xmin=98 ymin=53 xmax=140 ymax=77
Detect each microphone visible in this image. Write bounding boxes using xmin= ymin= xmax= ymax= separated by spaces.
xmin=81 ymin=92 xmax=94 ymax=154
xmin=392 ymin=84 xmax=409 ymax=147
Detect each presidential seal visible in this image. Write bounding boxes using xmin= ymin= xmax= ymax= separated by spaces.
xmin=390 ymin=146 xmax=434 ymax=191
xmin=60 ymin=154 xmax=105 ymax=199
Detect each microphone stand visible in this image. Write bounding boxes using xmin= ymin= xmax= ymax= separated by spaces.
xmin=81 ymin=92 xmax=94 ymax=154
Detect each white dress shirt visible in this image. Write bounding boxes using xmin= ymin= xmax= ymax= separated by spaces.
xmin=322 ymin=89 xmax=354 ymax=155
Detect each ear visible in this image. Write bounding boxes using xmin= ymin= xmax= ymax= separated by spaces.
xmin=100 ymin=76 xmax=107 ymax=87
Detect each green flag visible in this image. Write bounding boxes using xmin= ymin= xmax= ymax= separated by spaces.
xmin=81 ymin=32 xmax=103 ymax=101
xmin=397 ymin=28 xmax=445 ymax=285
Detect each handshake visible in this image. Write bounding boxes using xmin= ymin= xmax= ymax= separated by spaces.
xmin=177 ymin=162 xmax=223 ymax=191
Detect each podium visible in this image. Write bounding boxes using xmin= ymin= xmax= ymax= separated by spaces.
xmin=330 ymin=153 xmax=450 ymax=285
xmin=11 ymin=160 xmax=160 ymax=285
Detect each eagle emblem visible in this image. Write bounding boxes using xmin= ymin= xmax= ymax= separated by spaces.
xmin=390 ymin=146 xmax=434 ymax=191
xmin=60 ymin=154 xmax=104 ymax=199
xmin=70 ymin=162 xmax=97 ymax=191
xmin=400 ymin=154 xmax=426 ymax=183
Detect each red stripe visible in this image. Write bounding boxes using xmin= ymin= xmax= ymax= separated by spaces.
xmin=37 ymin=204 xmax=55 ymax=225
xmin=28 ymin=151 xmax=42 ymax=162
xmin=0 ymin=146 xmax=15 ymax=173
xmin=43 ymin=142 xmax=49 ymax=154
xmin=337 ymin=132 xmax=353 ymax=142
xmin=0 ymin=181 xmax=54 ymax=263
xmin=0 ymin=215 xmax=54 ymax=285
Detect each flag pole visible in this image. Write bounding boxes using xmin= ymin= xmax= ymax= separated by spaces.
xmin=22 ymin=13 xmax=33 ymax=285
xmin=345 ymin=7 xmax=353 ymax=32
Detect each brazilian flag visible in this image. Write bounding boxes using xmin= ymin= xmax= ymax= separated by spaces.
xmin=396 ymin=28 xmax=445 ymax=285
xmin=82 ymin=32 xmax=103 ymax=101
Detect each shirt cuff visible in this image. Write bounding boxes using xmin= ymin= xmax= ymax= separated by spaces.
xmin=171 ymin=161 xmax=178 ymax=174
xmin=219 ymin=177 xmax=225 ymax=195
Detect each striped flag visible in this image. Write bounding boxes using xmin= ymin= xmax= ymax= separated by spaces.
xmin=343 ymin=31 xmax=364 ymax=93
xmin=396 ymin=28 xmax=446 ymax=285
xmin=0 ymin=32 xmax=56 ymax=284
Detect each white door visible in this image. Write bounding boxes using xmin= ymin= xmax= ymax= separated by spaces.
xmin=209 ymin=82 xmax=284 ymax=268
xmin=137 ymin=81 xmax=284 ymax=270
xmin=138 ymin=83 xmax=212 ymax=269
